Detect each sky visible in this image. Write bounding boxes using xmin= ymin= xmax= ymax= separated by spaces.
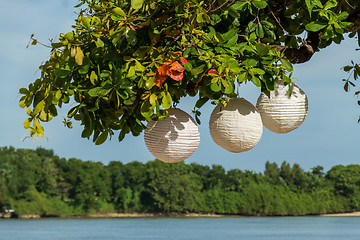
xmin=0 ymin=0 xmax=359 ymax=172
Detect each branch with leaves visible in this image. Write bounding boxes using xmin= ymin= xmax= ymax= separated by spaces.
xmin=19 ymin=0 xmax=359 ymax=144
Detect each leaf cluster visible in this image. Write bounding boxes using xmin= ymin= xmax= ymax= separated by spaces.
xmin=20 ymin=0 xmax=356 ymax=143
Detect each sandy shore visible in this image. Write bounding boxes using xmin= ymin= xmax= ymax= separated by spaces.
xmin=59 ymin=212 xmax=229 ymax=218
xmin=320 ymin=212 xmax=360 ymax=217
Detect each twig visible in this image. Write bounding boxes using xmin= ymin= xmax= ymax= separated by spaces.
xmin=162 ymin=34 xmax=182 ymax=52
xmin=267 ymin=5 xmax=287 ymax=34
xmin=27 ymin=36 xmax=52 ymax=49
xmin=344 ymin=0 xmax=355 ymax=9
xmin=208 ymin=0 xmax=237 ymax=13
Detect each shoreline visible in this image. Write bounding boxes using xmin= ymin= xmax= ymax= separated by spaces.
xmin=319 ymin=211 xmax=360 ymax=217
xmin=2 ymin=211 xmax=360 ymax=219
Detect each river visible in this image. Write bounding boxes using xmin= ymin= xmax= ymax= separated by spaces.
xmin=1 ymin=216 xmax=359 ymax=240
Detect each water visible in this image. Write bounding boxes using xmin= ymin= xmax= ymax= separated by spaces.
xmin=0 ymin=217 xmax=360 ymax=240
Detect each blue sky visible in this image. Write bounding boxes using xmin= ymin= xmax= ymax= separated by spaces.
xmin=1 ymin=0 xmax=359 ymax=172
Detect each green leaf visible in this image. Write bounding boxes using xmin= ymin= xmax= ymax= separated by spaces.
xmin=95 ymin=38 xmax=104 ymax=48
xmin=251 ymin=77 xmax=261 ymax=87
xmin=57 ymin=66 xmax=71 ymax=78
xmin=312 ymin=0 xmax=324 ymax=8
xmin=19 ymin=88 xmax=29 ymax=95
xmin=88 ymin=87 xmax=111 ymax=97
xmin=195 ymin=97 xmax=209 ymax=109
xmin=39 ymin=110 xmax=53 ymax=122
xmin=81 ymin=16 xmax=91 ymax=30
xmin=141 ymin=100 xmax=154 ymax=119
xmin=24 ymin=118 xmax=31 ymax=129
xmin=161 ymin=92 xmax=172 ymax=109
xmin=210 ymin=14 xmax=221 ymax=25
xmin=118 ymin=129 xmax=126 ymax=142
xmin=223 ymin=28 xmax=238 ymax=42
xmin=228 ymin=6 xmax=240 ymax=19
xmin=231 ymin=2 xmax=247 ymax=10
xmin=210 ymin=82 xmax=221 ymax=92
xmin=252 ymin=68 xmax=265 ymax=75
xmin=112 ymin=7 xmax=126 ymax=16
xmin=95 ymin=131 xmax=108 ymax=145
xmin=126 ymin=29 xmax=137 ymax=46
xmin=26 ymin=107 xmax=32 ymax=116
xmin=33 ymin=100 xmax=45 ymax=115
xmin=305 ymin=0 xmax=313 ymax=16
xmin=237 ymin=72 xmax=247 ymax=82
xmin=191 ymin=64 xmax=206 ymax=75
xmin=52 ymin=90 xmax=62 ymax=104
xmin=90 ymin=71 xmax=98 ymax=85
xmin=67 ymin=106 xmax=79 ymax=118
xmin=246 ymin=21 xmax=257 ymax=33
xmin=322 ymin=25 xmax=335 ymax=39
xmin=305 ymin=22 xmax=327 ymax=32
xmin=82 ymin=127 xmax=92 ymax=138
xmin=75 ymin=47 xmax=84 ymax=65
xmin=324 ymin=0 xmax=338 ymax=9
xmin=64 ymin=31 xmax=74 ymax=41
xmin=197 ymin=13 xmax=210 ymax=23
xmin=343 ymin=66 xmax=353 ymax=72
xmin=33 ymin=119 xmax=44 ymax=137
xmin=255 ymin=43 xmax=269 ymax=56
xmin=78 ymin=60 xmax=90 ymax=74
xmin=131 ymin=0 xmax=144 ymax=9
xmin=252 ymin=0 xmax=268 ymax=9
xmin=256 ymin=23 xmax=264 ymax=38
xmin=51 ymin=42 xmax=63 ymax=49
xmin=286 ymin=36 xmax=299 ymax=49
xmin=135 ymin=60 xmax=145 ymax=72
xmin=280 ymin=59 xmax=293 ymax=72
xmin=338 ymin=12 xmax=349 ymax=21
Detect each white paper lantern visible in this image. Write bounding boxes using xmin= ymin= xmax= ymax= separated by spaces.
xmin=256 ymin=81 xmax=308 ymax=133
xmin=144 ymin=108 xmax=200 ymax=163
xmin=209 ymin=98 xmax=263 ymax=153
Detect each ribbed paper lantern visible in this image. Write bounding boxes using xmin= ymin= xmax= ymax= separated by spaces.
xmin=256 ymin=81 xmax=308 ymax=133
xmin=144 ymin=108 xmax=200 ymax=163
xmin=209 ymin=98 xmax=263 ymax=153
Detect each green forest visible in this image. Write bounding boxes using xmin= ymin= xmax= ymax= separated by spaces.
xmin=0 ymin=146 xmax=359 ymax=217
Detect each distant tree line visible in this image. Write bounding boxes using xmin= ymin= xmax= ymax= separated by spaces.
xmin=0 ymin=147 xmax=359 ymax=216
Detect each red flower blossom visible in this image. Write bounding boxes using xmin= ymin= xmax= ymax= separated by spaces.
xmin=208 ymin=69 xmax=218 ymax=75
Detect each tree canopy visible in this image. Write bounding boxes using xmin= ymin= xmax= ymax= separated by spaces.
xmin=19 ymin=0 xmax=360 ymax=144
xmin=1 ymin=147 xmax=360 ymax=216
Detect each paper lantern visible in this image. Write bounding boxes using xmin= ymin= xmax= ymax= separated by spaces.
xmin=209 ymin=98 xmax=263 ymax=153
xmin=144 ymin=108 xmax=200 ymax=163
xmin=256 ymin=81 xmax=308 ymax=133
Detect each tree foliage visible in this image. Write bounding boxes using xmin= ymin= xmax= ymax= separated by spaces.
xmin=19 ymin=0 xmax=360 ymax=143
xmin=1 ymin=147 xmax=360 ymax=216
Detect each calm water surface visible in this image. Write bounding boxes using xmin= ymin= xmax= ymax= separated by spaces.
xmin=0 ymin=217 xmax=359 ymax=240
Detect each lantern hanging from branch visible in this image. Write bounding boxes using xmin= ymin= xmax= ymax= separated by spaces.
xmin=209 ymin=98 xmax=263 ymax=153
xmin=256 ymin=81 xmax=308 ymax=134
xmin=144 ymin=108 xmax=200 ymax=163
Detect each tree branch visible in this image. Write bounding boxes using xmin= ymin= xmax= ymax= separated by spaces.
xmin=273 ymin=31 xmax=322 ymax=64
xmin=347 ymin=9 xmax=360 ymax=31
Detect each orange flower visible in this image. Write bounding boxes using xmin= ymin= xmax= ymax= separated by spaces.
xmin=168 ymin=61 xmax=185 ymax=81
xmin=154 ymin=60 xmax=185 ymax=87
xmin=155 ymin=62 xmax=170 ymax=87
